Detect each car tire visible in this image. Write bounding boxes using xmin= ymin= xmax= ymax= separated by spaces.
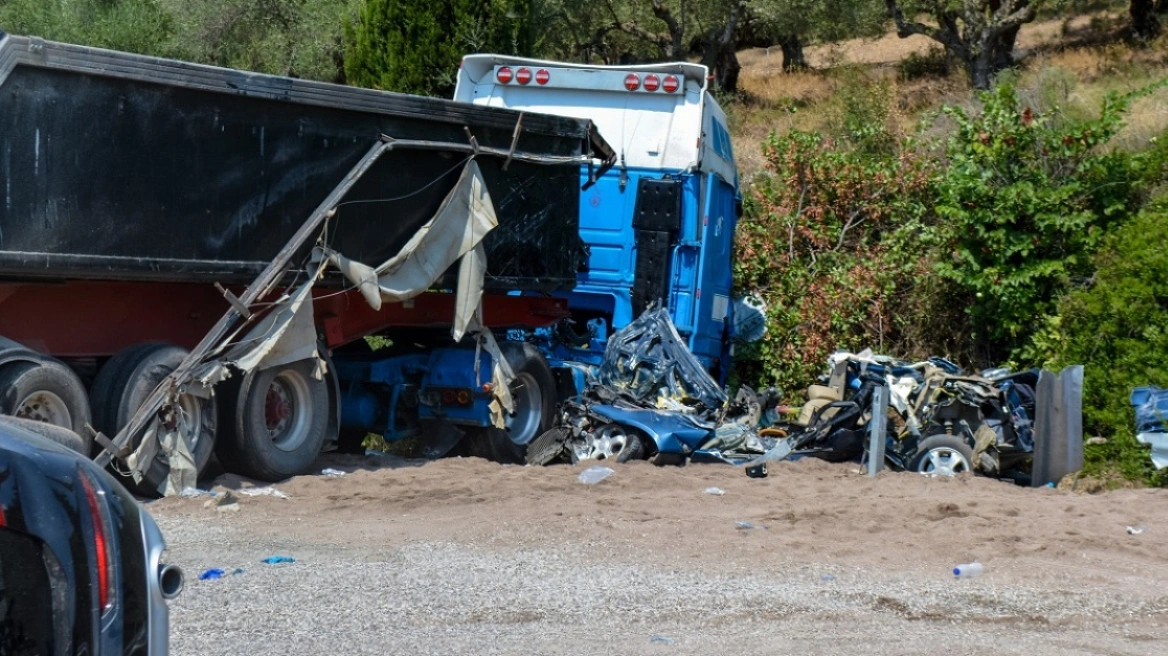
xmin=0 ymin=359 xmax=92 ymax=437
xmin=910 ymin=434 xmax=974 ymax=477
xmin=217 ymin=359 xmax=329 ymax=481
xmin=91 ymin=344 xmax=218 ymax=495
xmin=572 ymin=424 xmax=646 ymax=464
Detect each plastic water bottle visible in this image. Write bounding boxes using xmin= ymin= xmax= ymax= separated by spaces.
xmin=953 ymin=562 xmax=983 ymax=578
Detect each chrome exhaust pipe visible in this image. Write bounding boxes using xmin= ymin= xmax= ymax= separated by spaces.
xmin=158 ymin=563 xmax=184 ymax=600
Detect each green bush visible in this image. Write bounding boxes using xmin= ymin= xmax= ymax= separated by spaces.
xmin=931 ymin=82 xmax=1147 ymax=362
xmin=1040 ymin=203 xmax=1168 ymax=485
xmin=898 ymin=46 xmax=951 ymax=81
xmin=344 ymin=0 xmax=533 ymax=97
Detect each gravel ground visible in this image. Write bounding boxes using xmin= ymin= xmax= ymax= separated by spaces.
xmin=150 ymin=455 xmax=1168 ymax=655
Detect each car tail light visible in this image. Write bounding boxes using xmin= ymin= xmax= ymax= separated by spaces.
xmin=643 ymin=74 xmax=660 ymax=92
xmin=662 ymin=75 xmax=680 ymax=93
xmin=0 ymin=504 xmax=5 ymax=526
xmin=496 ymin=66 xmax=513 ymax=84
xmin=624 ymin=73 xmax=640 ymax=91
xmin=535 ymin=69 xmax=550 ymax=85
xmin=78 ymin=469 xmax=114 ymax=613
xmin=516 ymin=67 xmax=533 ymax=85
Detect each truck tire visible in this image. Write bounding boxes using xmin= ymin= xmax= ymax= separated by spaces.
xmin=0 ymin=359 xmax=92 ymax=437
xmin=217 ymin=359 xmax=329 ymax=481
xmin=91 ymin=344 xmax=218 ymax=495
xmin=0 ymin=415 xmax=89 ymax=455
xmin=488 ymin=342 xmax=557 ymax=464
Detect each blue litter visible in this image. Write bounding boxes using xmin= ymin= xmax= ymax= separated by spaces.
xmin=261 ymin=556 xmax=295 ymax=565
xmin=198 ymin=568 xmax=225 ymax=580
xmin=233 ymin=568 xmax=246 ymax=575
xmin=650 ymin=636 xmax=674 ymax=645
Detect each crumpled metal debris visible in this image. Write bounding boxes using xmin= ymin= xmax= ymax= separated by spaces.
xmin=530 ymin=308 xmax=772 ymax=466
xmin=763 ymin=351 xmax=1082 ymax=484
xmin=1131 ymin=386 xmax=1168 ymax=469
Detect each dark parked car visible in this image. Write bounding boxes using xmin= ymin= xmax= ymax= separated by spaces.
xmin=0 ymin=415 xmax=182 ymax=655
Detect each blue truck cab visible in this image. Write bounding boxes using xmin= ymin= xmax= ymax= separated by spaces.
xmin=455 ymin=56 xmax=742 ymax=382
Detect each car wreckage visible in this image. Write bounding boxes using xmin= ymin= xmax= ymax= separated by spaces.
xmin=527 ymin=310 xmax=1083 ymax=487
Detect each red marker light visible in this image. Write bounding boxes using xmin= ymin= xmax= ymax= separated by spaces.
xmin=516 ymin=67 xmax=533 ymax=85
xmin=535 ymin=69 xmax=550 ymax=85
xmin=624 ymin=73 xmax=641 ymax=91
xmin=662 ymin=75 xmax=680 ymax=93
xmin=496 ymin=66 xmax=513 ymax=84
xmin=643 ymin=74 xmax=660 ymax=92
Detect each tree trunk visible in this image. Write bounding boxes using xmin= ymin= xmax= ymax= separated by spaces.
xmin=1132 ymin=0 xmax=1162 ymax=40
xmin=967 ymin=49 xmax=994 ymax=91
xmin=779 ymin=34 xmax=807 ymax=72
xmin=715 ymin=48 xmax=741 ymax=92
xmin=991 ymin=24 xmax=1021 ymax=72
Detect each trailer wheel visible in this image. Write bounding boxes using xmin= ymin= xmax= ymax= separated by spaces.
xmin=218 ymin=359 xmax=328 ymax=481
xmin=488 ymin=342 xmax=557 ymax=464
xmin=0 ymin=359 xmax=92 ymax=436
xmin=91 ymin=344 xmax=218 ymax=494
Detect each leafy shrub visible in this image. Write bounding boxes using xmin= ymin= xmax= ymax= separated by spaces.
xmin=734 ymin=130 xmax=932 ymax=394
xmin=1039 ymin=203 xmax=1168 ymax=485
xmin=898 ymin=46 xmax=951 ymax=81
xmin=930 ymin=82 xmax=1147 ymax=362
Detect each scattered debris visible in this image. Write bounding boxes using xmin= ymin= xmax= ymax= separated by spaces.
xmin=236 ymin=487 xmax=289 ymax=499
xmin=704 ymin=487 xmax=726 ymax=496
xmin=953 ymin=562 xmax=984 ymax=578
xmin=820 ymin=574 xmax=837 ymax=582
xmin=578 ymin=466 xmax=614 ymax=485
xmin=649 ymin=636 xmax=675 ymax=645
xmin=736 ymin=521 xmax=767 ymax=530
xmin=198 ymin=568 xmax=225 ymax=581
xmin=1127 ymin=525 xmax=1146 ymax=535
xmin=206 ymin=490 xmax=240 ymax=512
xmin=180 ymin=487 xmax=216 ymax=498
xmin=261 ymin=555 xmax=296 ymax=565
xmin=321 ymin=468 xmax=346 ymax=478
xmin=1131 ymin=386 xmax=1168 ymax=469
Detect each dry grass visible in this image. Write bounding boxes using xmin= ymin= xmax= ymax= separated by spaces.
xmin=730 ymin=9 xmax=1168 ymax=178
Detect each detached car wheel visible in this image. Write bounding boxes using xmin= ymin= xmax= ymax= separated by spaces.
xmin=911 ymin=434 xmax=974 ymax=477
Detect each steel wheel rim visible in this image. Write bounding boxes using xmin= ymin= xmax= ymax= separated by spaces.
xmin=919 ymin=447 xmax=970 ymax=476
xmin=263 ymin=371 xmax=311 ymax=452
xmin=15 ymin=390 xmax=73 ymax=429
xmin=176 ymin=393 xmax=203 ymax=453
xmin=504 ymin=372 xmax=542 ymax=446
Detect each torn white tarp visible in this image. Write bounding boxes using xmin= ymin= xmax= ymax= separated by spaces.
xmin=190 ymin=269 xmax=324 ymax=390
xmin=125 ymin=411 xmax=197 ymax=496
xmin=326 ymin=160 xmax=499 ymax=312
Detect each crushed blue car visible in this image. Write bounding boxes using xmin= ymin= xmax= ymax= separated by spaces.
xmin=524 ymin=309 xmax=778 ymax=467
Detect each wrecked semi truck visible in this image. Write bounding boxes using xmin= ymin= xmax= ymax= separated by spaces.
xmin=0 ymin=32 xmax=616 ymax=492
xmin=454 ymin=57 xmax=742 ymax=380
xmin=449 ymin=57 xmax=744 ymax=461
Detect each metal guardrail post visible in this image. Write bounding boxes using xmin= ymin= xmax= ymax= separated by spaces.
xmin=867 ymin=385 xmax=888 ymax=477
